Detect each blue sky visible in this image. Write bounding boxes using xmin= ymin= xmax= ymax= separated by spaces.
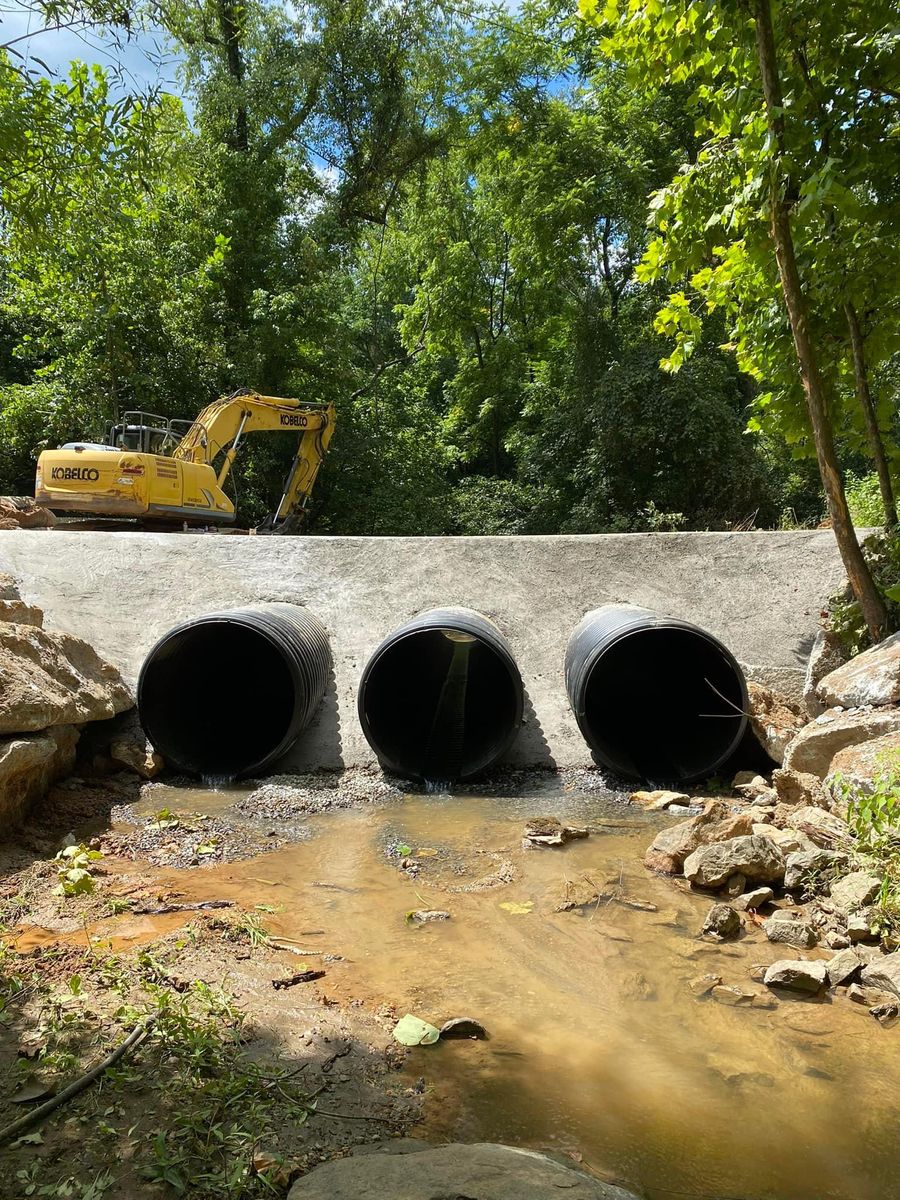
xmin=0 ymin=2 xmax=184 ymax=94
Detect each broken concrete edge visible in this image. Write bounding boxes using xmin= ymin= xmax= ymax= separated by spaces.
xmin=0 ymin=529 xmax=845 ymax=773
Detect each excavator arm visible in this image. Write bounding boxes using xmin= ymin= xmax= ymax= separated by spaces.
xmin=173 ymin=390 xmax=335 ymax=530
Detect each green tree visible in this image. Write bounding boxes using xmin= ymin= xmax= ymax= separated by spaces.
xmin=582 ymin=0 xmax=897 ymax=637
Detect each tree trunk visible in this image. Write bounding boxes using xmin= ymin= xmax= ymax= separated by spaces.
xmin=751 ymin=0 xmax=888 ymax=641
xmin=844 ymin=299 xmax=897 ymax=528
xmin=218 ymin=0 xmax=248 ymax=153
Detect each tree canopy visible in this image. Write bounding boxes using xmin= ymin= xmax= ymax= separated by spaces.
xmin=0 ymin=0 xmax=896 ymax=566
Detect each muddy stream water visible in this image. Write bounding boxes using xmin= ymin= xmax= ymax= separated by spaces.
xmin=38 ymin=785 xmax=900 ymax=1200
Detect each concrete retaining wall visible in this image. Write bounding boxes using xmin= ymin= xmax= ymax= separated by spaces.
xmin=0 ymin=530 xmax=846 ymax=772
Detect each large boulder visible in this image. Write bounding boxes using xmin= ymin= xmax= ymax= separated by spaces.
xmin=763 ymin=959 xmax=828 ymax=993
xmin=861 ymin=952 xmax=900 ymax=999
xmin=803 ymin=628 xmax=848 ymax=718
xmin=0 ymin=725 xmax=79 ymax=827
xmin=783 ymin=849 xmax=849 ymax=896
xmin=107 ymin=711 xmax=164 ymax=779
xmin=772 ymin=767 xmax=831 ymax=810
xmin=644 ymin=801 xmax=754 ymax=875
xmin=818 ymin=631 xmax=900 ymax=710
xmin=752 ymin=824 xmax=816 ymax=854
xmin=746 ymin=681 xmax=807 ymax=765
xmin=826 ymin=732 xmax=900 ymax=798
xmin=782 ymin=707 xmax=900 ymax=778
xmin=0 ymin=623 xmax=132 ymax=733
xmin=0 ymin=572 xmax=43 ymax=627
xmin=0 ymin=599 xmax=43 ymax=626
xmin=287 ymin=1142 xmax=640 ymax=1200
xmin=789 ymin=805 xmax=850 ymax=849
xmin=762 ymin=915 xmax=816 ymax=949
xmin=683 ymin=835 xmax=785 ymax=889
xmin=830 ymin=871 xmax=882 ymax=912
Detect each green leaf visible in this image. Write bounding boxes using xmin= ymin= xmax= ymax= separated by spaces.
xmin=392 ymin=1013 xmax=441 ymax=1046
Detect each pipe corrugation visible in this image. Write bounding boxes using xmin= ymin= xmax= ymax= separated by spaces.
xmin=358 ymin=607 xmax=524 ymax=782
xmin=138 ymin=603 xmax=329 ymax=779
xmin=566 ymin=605 xmax=748 ymax=784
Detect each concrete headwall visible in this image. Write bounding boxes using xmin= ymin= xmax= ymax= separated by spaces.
xmin=0 ymin=530 xmax=845 ymax=771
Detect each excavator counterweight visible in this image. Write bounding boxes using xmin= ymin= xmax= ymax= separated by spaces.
xmin=33 ymin=391 xmax=335 ymax=531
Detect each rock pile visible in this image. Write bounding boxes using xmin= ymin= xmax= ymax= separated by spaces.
xmin=645 ymin=626 xmax=900 ymax=1022
xmin=0 ymin=571 xmax=136 ymax=823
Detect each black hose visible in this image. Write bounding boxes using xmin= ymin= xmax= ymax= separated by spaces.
xmin=565 ymin=605 xmax=748 ymax=784
xmin=357 ymin=608 xmax=524 ymax=783
xmin=138 ymin=603 xmax=329 ymax=780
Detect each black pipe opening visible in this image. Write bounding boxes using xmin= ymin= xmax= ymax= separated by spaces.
xmin=570 ymin=616 xmax=747 ymax=784
xmin=138 ymin=604 xmax=329 ymax=780
xmin=358 ymin=613 xmax=523 ymax=782
xmin=139 ymin=624 xmax=293 ymax=779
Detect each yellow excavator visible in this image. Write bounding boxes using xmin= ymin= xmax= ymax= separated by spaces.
xmin=33 ymin=389 xmax=335 ymax=530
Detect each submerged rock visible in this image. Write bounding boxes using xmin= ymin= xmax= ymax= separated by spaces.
xmin=522 ymin=816 xmax=589 ymax=848
xmin=684 ymin=836 xmax=785 ymax=889
xmin=629 ymin=789 xmax=689 ymax=810
xmin=288 ymin=1142 xmax=641 ymax=1200
xmin=440 ymin=1017 xmax=487 ymax=1039
xmin=689 ymin=973 xmax=722 ymax=996
xmin=869 ymin=1001 xmax=900 ymax=1025
xmin=409 ymin=910 xmax=451 ymax=925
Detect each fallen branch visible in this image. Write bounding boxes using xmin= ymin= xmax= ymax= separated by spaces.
xmin=272 ymin=970 xmax=326 ymax=990
xmin=132 ymin=900 xmax=235 ymax=915
xmin=269 ymin=939 xmax=321 ymax=957
xmin=0 ymin=1014 xmax=158 ymax=1147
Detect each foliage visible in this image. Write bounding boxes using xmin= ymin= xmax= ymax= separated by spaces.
xmin=53 ymin=844 xmax=103 ymax=897
xmin=827 ymin=532 xmax=900 ymax=655
xmin=0 ymin=0 xmax=888 ymax=533
xmin=4 ymin=932 xmax=317 ymax=1200
xmin=846 ymin=472 xmax=891 ymax=529
xmin=837 ymin=753 xmax=900 ymax=941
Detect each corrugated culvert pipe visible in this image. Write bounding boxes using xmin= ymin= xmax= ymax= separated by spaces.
xmin=138 ymin=603 xmax=329 ymax=780
xmin=358 ymin=608 xmax=524 ymax=783
xmin=566 ymin=605 xmax=748 ymax=784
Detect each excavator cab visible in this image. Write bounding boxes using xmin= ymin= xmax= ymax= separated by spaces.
xmin=107 ymin=412 xmax=193 ymax=457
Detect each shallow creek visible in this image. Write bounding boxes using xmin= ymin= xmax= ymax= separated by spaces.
xmin=31 ymin=786 xmax=900 ymax=1200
